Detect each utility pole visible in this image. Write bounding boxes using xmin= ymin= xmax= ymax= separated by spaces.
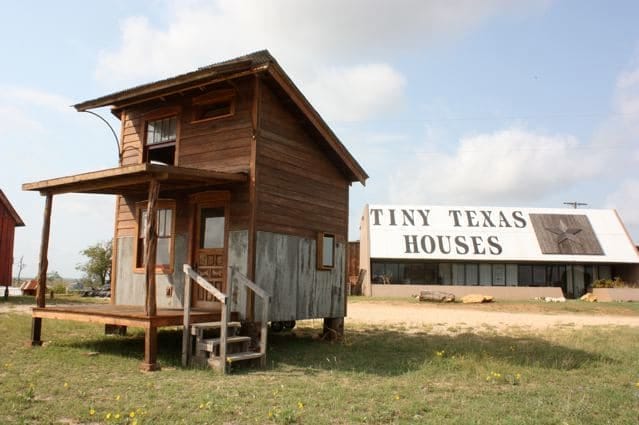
xmin=563 ymin=201 xmax=588 ymax=209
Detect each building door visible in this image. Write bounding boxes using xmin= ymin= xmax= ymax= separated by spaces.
xmin=192 ymin=203 xmax=228 ymax=309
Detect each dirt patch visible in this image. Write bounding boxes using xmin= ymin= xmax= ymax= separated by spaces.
xmin=346 ymin=300 xmax=639 ymax=333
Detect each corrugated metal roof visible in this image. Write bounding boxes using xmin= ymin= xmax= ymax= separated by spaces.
xmin=73 ymin=50 xmax=274 ymax=111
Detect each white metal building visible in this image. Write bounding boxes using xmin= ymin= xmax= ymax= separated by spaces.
xmin=359 ymin=205 xmax=639 ymax=299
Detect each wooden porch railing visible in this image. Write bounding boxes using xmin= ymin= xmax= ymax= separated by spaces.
xmin=181 ymin=264 xmax=271 ymax=372
xmin=181 ymin=264 xmax=228 ymax=371
xmin=228 ymin=266 xmax=270 ymax=367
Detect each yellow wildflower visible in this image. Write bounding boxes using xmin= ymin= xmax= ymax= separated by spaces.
xmin=89 ymin=408 xmax=95 ymax=416
xmin=297 ymin=401 xmax=304 ymax=409
xmin=115 ymin=394 xmax=121 ymax=401
xmin=199 ymin=403 xmax=204 ymax=409
xmin=106 ymin=413 xmax=112 ymax=419
xmin=635 ymin=382 xmax=639 ymax=388
xmin=130 ymin=411 xmax=136 ymax=418
xmin=394 ymin=394 xmax=401 ymax=400
xmin=115 ymin=413 xmax=120 ymax=419
xmin=63 ymin=382 xmax=69 ymax=388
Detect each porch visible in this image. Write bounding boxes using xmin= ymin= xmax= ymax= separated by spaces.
xmin=31 ymin=304 xmax=226 ymax=329
xmin=23 ymin=163 xmax=250 ymax=371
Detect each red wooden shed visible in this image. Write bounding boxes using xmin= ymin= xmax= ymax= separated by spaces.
xmin=0 ymin=190 xmax=25 ymax=286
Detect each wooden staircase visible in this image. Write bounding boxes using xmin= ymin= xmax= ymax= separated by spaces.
xmin=182 ymin=265 xmax=270 ymax=373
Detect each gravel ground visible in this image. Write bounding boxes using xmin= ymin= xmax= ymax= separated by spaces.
xmin=345 ymin=301 xmax=639 ymax=333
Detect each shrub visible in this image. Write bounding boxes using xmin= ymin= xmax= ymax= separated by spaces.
xmin=50 ymin=283 xmax=67 ymax=294
xmin=592 ymin=277 xmax=639 ymax=289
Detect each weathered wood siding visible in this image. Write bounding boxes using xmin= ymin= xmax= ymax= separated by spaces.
xmin=254 ymin=231 xmax=345 ymax=321
xmin=114 ymin=78 xmax=255 ymax=238
xmin=0 ymin=204 xmax=18 ymax=285
xmin=255 ymin=83 xmax=349 ymax=242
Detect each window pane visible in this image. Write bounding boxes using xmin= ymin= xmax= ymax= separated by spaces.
xmin=322 ymin=234 xmax=334 ymax=268
xmin=139 ymin=211 xmax=147 ymax=238
xmin=506 ymin=264 xmax=518 ymax=286
xmin=533 ymin=265 xmax=546 ymax=286
xmin=439 ymin=263 xmax=452 ymax=284
xmin=465 ymin=264 xmax=478 ymax=286
xmin=384 ymin=263 xmax=399 ymax=283
xmin=371 ymin=262 xmax=384 ymax=283
xmin=157 ymin=238 xmax=170 ymax=265
xmin=598 ymin=265 xmax=611 ymax=280
xmin=452 ymin=263 xmax=465 ymax=285
xmin=404 ymin=263 xmax=425 ymax=283
xmin=492 ymin=264 xmax=506 ymax=286
xmin=518 ymin=265 xmax=532 ymax=286
xmin=479 ymin=264 xmax=492 ymax=285
xmin=424 ymin=263 xmax=438 ymax=284
xmin=146 ymin=117 xmax=177 ymax=145
xmin=200 ymin=208 xmax=225 ymax=249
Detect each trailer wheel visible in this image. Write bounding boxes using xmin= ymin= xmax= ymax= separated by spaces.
xmin=270 ymin=321 xmax=283 ymax=332
xmin=283 ymin=320 xmax=296 ymax=330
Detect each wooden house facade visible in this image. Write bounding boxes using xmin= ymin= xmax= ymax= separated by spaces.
xmin=0 ymin=190 xmax=24 ymax=286
xmin=23 ymin=51 xmax=367 ymax=371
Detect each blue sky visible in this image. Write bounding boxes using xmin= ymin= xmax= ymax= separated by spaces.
xmin=2 ymin=1 xmax=639 ymax=278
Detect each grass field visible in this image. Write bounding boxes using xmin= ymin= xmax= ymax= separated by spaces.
xmin=1 ymin=304 xmax=638 ymax=424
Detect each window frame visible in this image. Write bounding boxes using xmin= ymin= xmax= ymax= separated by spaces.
xmin=133 ymin=199 xmax=177 ymax=274
xmin=142 ymin=107 xmax=181 ymax=166
xmin=190 ymin=90 xmax=236 ymax=124
xmin=317 ymin=232 xmax=336 ymax=270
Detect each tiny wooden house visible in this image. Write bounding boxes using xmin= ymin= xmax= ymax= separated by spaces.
xmin=0 ymin=190 xmax=24 ymax=286
xmin=23 ymin=51 xmax=367 ymax=370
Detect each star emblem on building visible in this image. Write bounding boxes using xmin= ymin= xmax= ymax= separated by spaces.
xmin=545 ymin=219 xmax=582 ymax=246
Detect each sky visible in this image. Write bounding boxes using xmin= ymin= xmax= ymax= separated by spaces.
xmin=2 ymin=0 xmax=639 ymax=278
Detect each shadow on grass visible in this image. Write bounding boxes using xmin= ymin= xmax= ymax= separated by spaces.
xmin=66 ymin=325 xmax=612 ymax=376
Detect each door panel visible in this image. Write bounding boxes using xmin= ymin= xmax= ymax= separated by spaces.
xmin=193 ymin=204 xmax=228 ymax=309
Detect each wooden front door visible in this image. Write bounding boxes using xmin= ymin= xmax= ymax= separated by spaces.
xmin=193 ymin=203 xmax=228 ymax=309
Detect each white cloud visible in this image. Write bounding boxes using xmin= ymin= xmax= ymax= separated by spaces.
xmin=1 ymin=86 xmax=73 ymax=114
xmin=606 ymin=180 xmax=639 ymax=239
xmin=389 ymin=127 xmax=602 ymax=204
xmin=95 ymin=0 xmax=548 ymax=122
xmin=0 ymin=106 xmax=43 ymax=134
xmin=305 ymin=64 xmax=406 ymax=122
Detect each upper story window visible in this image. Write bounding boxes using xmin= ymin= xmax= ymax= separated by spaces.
xmin=145 ymin=115 xmax=177 ymax=165
xmin=191 ymin=90 xmax=235 ymax=124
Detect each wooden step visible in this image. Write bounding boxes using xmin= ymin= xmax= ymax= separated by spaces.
xmin=207 ymin=351 xmax=263 ymax=369
xmin=226 ymin=351 xmax=263 ymax=363
xmin=197 ymin=336 xmax=251 ymax=352
xmin=190 ymin=321 xmax=241 ymax=335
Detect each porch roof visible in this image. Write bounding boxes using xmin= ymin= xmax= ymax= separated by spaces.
xmin=22 ymin=163 xmax=247 ymax=196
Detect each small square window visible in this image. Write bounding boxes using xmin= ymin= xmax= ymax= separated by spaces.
xmin=317 ymin=232 xmax=335 ymax=270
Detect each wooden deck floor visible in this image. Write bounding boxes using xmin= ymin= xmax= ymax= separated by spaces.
xmin=32 ymin=304 xmax=223 ymax=329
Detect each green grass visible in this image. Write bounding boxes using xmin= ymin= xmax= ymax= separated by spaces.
xmin=1 ymin=309 xmax=638 ymax=424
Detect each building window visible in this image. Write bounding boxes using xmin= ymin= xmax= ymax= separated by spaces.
xmin=317 ymin=232 xmax=335 ymax=270
xmin=192 ymin=97 xmax=235 ymax=123
xmin=135 ymin=200 xmax=175 ymax=272
xmin=145 ymin=116 xmax=177 ymax=165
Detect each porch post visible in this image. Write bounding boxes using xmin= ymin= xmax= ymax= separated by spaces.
xmin=144 ymin=179 xmax=159 ymax=317
xmin=31 ymin=193 xmax=53 ymax=346
xmin=142 ymin=179 xmax=160 ymax=371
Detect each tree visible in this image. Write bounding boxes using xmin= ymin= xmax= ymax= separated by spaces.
xmin=76 ymin=240 xmax=112 ymax=287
